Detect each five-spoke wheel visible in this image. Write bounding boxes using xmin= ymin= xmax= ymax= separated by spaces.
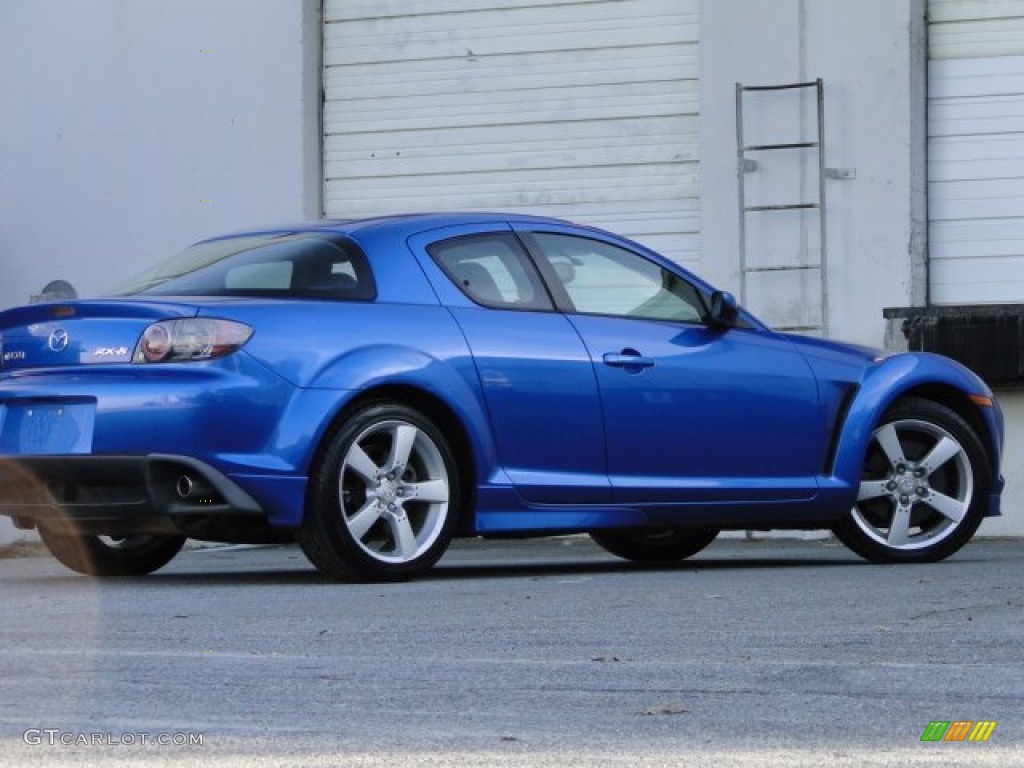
xmin=298 ymin=403 xmax=461 ymax=581
xmin=834 ymin=398 xmax=990 ymax=563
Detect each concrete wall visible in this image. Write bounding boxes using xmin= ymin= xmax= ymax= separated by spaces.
xmin=700 ymin=0 xmax=927 ymax=346
xmin=700 ymin=0 xmax=1017 ymax=537
xmin=0 ymin=0 xmax=321 ymax=311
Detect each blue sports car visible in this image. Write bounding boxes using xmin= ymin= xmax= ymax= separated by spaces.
xmin=0 ymin=213 xmax=1005 ymax=579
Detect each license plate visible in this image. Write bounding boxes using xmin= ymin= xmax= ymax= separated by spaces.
xmin=0 ymin=403 xmax=95 ymax=454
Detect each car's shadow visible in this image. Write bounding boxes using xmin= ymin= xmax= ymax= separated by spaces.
xmin=20 ymin=542 xmax=1007 ymax=588
xmin=18 ymin=549 xmax=870 ymax=587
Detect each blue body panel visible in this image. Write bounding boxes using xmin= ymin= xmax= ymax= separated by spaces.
xmin=0 ymin=212 xmax=1004 ymax=537
xmin=566 ymin=317 xmax=823 ymax=503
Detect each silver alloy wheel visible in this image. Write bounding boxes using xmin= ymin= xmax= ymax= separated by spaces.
xmin=852 ymin=418 xmax=973 ymax=551
xmin=338 ymin=419 xmax=451 ymax=564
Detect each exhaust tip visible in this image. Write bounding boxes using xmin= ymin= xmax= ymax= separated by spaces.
xmin=176 ymin=475 xmax=196 ymax=499
xmin=174 ymin=473 xmax=219 ymax=503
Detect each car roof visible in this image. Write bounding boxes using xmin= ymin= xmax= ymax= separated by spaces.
xmin=199 ymin=212 xmax=575 ymax=244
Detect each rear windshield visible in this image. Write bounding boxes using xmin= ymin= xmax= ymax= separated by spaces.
xmin=109 ymin=233 xmax=376 ymax=301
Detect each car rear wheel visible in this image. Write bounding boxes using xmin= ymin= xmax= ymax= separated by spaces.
xmin=590 ymin=527 xmax=719 ymax=563
xmin=37 ymin=529 xmax=186 ymax=576
xmin=298 ymin=403 xmax=461 ymax=581
xmin=833 ymin=398 xmax=990 ymax=563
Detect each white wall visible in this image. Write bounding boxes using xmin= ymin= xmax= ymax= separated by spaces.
xmin=699 ymin=0 xmax=927 ymax=347
xmin=0 ymin=0 xmax=321 ymax=311
xmin=0 ymin=0 xmax=320 ymax=544
xmin=699 ymin=1 xmax=1020 ymax=537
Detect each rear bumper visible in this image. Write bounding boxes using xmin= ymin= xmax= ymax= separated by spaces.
xmin=0 ymin=454 xmax=264 ymax=530
xmin=0 ymin=362 xmax=352 ymax=529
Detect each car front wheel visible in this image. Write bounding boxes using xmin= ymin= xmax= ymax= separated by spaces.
xmin=834 ymin=398 xmax=991 ymax=563
xmin=590 ymin=527 xmax=719 ymax=563
xmin=298 ymin=403 xmax=461 ymax=581
xmin=37 ymin=529 xmax=186 ymax=576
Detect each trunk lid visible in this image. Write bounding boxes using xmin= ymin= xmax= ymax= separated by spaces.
xmin=0 ymin=300 xmax=198 ymax=373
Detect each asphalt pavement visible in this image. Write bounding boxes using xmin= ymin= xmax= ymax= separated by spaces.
xmin=0 ymin=535 xmax=1021 ymax=767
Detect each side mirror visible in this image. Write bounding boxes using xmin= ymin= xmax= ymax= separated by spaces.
xmin=709 ymin=290 xmax=738 ymax=327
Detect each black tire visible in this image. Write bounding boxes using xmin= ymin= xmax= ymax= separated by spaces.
xmin=833 ymin=398 xmax=991 ymax=564
xmin=590 ymin=527 xmax=719 ymax=563
xmin=37 ymin=528 xmax=186 ymax=577
xmin=298 ymin=403 xmax=462 ymax=581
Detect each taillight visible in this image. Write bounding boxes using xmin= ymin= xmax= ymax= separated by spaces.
xmin=132 ymin=319 xmax=253 ymax=364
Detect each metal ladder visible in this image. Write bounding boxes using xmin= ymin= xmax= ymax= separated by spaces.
xmin=735 ymin=79 xmax=828 ymax=335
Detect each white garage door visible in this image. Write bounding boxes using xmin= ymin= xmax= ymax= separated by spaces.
xmin=928 ymin=0 xmax=1024 ymax=303
xmin=323 ymin=0 xmax=701 ymax=267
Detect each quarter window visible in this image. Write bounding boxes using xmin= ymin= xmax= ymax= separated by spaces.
xmin=429 ymin=233 xmax=552 ymax=311
xmin=528 ymin=233 xmax=706 ymax=323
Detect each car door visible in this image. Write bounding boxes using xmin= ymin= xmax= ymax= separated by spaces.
xmin=407 ymin=224 xmax=609 ymax=504
xmin=515 ymin=225 xmax=827 ymax=506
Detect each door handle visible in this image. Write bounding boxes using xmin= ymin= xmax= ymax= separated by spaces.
xmin=602 ymin=351 xmax=654 ymax=369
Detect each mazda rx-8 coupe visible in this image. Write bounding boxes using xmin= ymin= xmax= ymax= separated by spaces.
xmin=0 ymin=213 xmax=1004 ymax=579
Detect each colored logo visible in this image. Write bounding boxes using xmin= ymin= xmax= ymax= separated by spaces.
xmin=921 ymin=721 xmax=996 ymax=742
xmin=47 ymin=329 xmax=69 ymax=353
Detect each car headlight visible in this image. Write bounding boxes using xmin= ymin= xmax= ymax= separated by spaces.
xmin=133 ymin=319 xmax=253 ymax=363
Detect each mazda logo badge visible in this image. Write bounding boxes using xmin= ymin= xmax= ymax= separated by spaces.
xmin=47 ymin=329 xmax=69 ymax=352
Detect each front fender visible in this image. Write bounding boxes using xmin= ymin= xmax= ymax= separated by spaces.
xmin=831 ymin=352 xmax=1002 ymax=508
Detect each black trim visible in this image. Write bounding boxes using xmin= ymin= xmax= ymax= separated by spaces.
xmin=824 ymin=384 xmax=859 ymax=475
xmin=885 ymin=304 xmax=1024 ymax=386
xmin=0 ymin=454 xmax=263 ymax=523
xmin=514 ymin=231 xmax=575 ymax=312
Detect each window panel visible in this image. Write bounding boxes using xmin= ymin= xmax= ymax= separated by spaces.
xmin=429 ymin=233 xmax=552 ymax=311
xmin=529 ymin=233 xmax=705 ymax=323
xmin=112 ymin=234 xmax=375 ymax=301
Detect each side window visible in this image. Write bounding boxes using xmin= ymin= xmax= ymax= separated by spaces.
xmin=529 ymin=233 xmax=707 ymax=323
xmin=428 ymin=233 xmax=552 ymax=311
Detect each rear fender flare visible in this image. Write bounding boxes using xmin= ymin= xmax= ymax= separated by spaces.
xmin=305 ymin=344 xmax=501 ymax=485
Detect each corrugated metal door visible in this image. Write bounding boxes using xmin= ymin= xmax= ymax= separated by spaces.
xmin=928 ymin=0 xmax=1024 ymax=303
xmin=322 ymin=0 xmax=700 ymax=267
